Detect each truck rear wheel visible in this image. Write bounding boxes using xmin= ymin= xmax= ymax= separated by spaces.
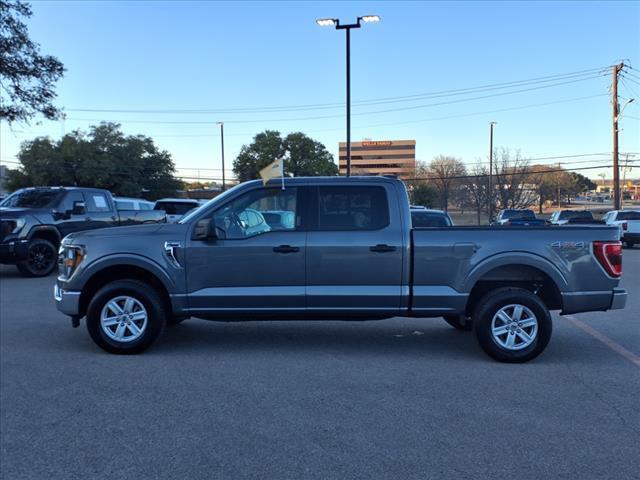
xmin=86 ymin=279 xmax=167 ymax=354
xmin=473 ymin=287 xmax=552 ymax=363
xmin=16 ymin=238 xmax=57 ymax=277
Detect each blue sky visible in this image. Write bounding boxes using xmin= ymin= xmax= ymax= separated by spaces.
xmin=1 ymin=0 xmax=639 ymax=183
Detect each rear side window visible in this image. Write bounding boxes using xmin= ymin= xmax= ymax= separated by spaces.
xmin=115 ymin=200 xmax=135 ymax=210
xmin=317 ymin=186 xmax=389 ymax=231
xmin=85 ymin=192 xmax=111 ymax=212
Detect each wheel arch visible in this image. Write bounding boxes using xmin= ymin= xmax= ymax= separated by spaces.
xmin=27 ymin=226 xmax=61 ymax=248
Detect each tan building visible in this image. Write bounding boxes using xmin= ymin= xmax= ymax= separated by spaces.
xmin=338 ymin=139 xmax=416 ymax=178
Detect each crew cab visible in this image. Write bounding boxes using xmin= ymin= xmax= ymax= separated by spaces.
xmin=0 ymin=187 xmax=165 ymax=277
xmin=603 ymin=210 xmax=640 ymax=248
xmin=55 ymin=177 xmax=627 ymax=362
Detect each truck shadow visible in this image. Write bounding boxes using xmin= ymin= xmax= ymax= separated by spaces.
xmin=153 ymin=319 xmax=483 ymax=360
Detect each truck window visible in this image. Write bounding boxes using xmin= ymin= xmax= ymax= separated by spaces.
xmin=212 ymin=188 xmax=297 ymax=239
xmin=317 ymin=186 xmax=389 ymax=231
xmin=85 ymin=192 xmax=111 ymax=213
xmin=60 ymin=191 xmax=85 ymax=212
xmin=115 ymin=200 xmax=135 ymax=210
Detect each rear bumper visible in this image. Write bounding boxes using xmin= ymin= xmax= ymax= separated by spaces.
xmin=0 ymin=240 xmax=29 ymax=264
xmin=54 ymin=283 xmax=81 ymax=317
xmin=561 ymin=288 xmax=627 ymax=314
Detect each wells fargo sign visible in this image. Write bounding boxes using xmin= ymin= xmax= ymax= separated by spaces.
xmin=361 ymin=140 xmax=393 ymax=147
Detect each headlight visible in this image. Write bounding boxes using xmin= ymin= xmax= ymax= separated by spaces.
xmin=58 ymin=245 xmax=85 ymax=280
xmin=0 ymin=217 xmax=26 ymax=236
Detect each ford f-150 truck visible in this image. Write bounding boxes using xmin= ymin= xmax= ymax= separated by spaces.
xmin=1 ymin=187 xmax=165 ymax=277
xmin=54 ymin=177 xmax=627 ymax=362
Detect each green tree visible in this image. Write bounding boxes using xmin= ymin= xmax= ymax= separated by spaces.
xmin=0 ymin=0 xmax=65 ymax=122
xmin=408 ymin=181 xmax=438 ymax=208
xmin=233 ymin=130 xmax=337 ymax=182
xmin=6 ymin=122 xmax=183 ymax=199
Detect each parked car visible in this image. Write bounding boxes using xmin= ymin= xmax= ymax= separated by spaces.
xmin=603 ymin=210 xmax=640 ymax=248
xmin=54 ymin=176 xmax=626 ymax=362
xmin=0 ymin=187 xmax=165 ymax=277
xmin=549 ymin=210 xmax=595 ymax=225
xmin=262 ymin=210 xmax=296 ymax=230
xmin=410 ymin=208 xmax=453 ymax=227
xmin=153 ymin=198 xmax=201 ymax=223
xmin=493 ymin=209 xmax=546 ymax=226
xmin=113 ymin=197 xmax=154 ymax=211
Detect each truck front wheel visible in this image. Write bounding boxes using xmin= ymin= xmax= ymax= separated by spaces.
xmin=16 ymin=238 xmax=57 ymax=277
xmin=86 ymin=280 xmax=167 ymax=354
xmin=473 ymin=287 xmax=552 ymax=363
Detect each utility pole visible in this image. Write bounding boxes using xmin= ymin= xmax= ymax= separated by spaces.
xmin=612 ymin=62 xmax=624 ymax=210
xmin=217 ymin=122 xmax=226 ymax=191
xmin=556 ymin=161 xmax=561 ymax=208
xmin=488 ymin=122 xmax=496 ymax=222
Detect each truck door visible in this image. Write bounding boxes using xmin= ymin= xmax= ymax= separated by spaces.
xmin=185 ymin=186 xmax=306 ymax=314
xmin=305 ymin=184 xmax=404 ymax=315
xmin=56 ymin=191 xmax=90 ymax=238
xmin=83 ymin=191 xmax=118 ymax=229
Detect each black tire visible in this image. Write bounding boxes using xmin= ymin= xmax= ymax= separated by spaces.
xmin=443 ymin=315 xmax=472 ymax=331
xmin=86 ymin=279 xmax=167 ymax=354
xmin=473 ymin=287 xmax=552 ymax=363
xmin=16 ymin=238 xmax=57 ymax=277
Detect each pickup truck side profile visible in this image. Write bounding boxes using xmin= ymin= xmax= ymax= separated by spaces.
xmin=1 ymin=187 xmax=165 ymax=277
xmin=55 ymin=177 xmax=627 ymax=362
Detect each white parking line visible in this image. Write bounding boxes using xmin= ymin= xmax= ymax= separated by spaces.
xmin=565 ymin=315 xmax=640 ymax=367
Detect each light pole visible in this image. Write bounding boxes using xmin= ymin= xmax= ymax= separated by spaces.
xmin=316 ymin=15 xmax=380 ymax=177
xmin=488 ymin=121 xmax=496 ymax=222
xmin=216 ymin=121 xmax=225 ymax=191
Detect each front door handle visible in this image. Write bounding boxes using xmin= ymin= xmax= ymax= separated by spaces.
xmin=370 ymin=244 xmax=396 ymax=253
xmin=273 ymin=245 xmax=300 ymax=253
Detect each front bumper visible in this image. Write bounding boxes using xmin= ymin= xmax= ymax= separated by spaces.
xmin=561 ymin=288 xmax=627 ymax=314
xmin=0 ymin=240 xmax=29 ymax=264
xmin=54 ymin=283 xmax=81 ymax=316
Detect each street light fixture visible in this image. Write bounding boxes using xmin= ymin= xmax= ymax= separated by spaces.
xmin=216 ymin=121 xmax=225 ymax=191
xmin=316 ymin=15 xmax=381 ymax=177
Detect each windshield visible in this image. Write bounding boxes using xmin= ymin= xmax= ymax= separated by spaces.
xmin=617 ymin=211 xmax=640 ymax=221
xmin=0 ymin=190 xmax=62 ymax=208
xmin=411 ymin=211 xmax=452 ymax=227
xmin=178 ymin=186 xmax=239 ymax=224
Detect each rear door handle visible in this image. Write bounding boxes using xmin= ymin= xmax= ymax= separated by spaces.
xmin=370 ymin=244 xmax=396 ymax=253
xmin=273 ymin=245 xmax=300 ymax=253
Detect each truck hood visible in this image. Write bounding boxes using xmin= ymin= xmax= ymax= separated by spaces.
xmin=64 ymin=223 xmax=187 ymax=244
xmin=0 ymin=207 xmax=42 ymax=218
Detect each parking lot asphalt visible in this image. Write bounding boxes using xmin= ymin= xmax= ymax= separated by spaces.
xmin=1 ymin=251 xmax=639 ymax=480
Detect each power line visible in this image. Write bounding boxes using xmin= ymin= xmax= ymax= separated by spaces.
xmin=64 ymin=66 xmax=610 ymax=114
xmin=65 ymin=74 xmax=608 ymax=125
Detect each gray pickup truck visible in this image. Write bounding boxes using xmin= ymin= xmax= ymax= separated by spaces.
xmin=55 ymin=177 xmax=627 ymax=362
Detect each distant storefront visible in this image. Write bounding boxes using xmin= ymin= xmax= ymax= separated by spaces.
xmin=338 ymin=139 xmax=416 ymax=179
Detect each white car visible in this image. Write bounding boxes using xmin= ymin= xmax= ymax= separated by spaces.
xmin=113 ymin=197 xmax=154 ymax=211
xmin=603 ymin=210 xmax=640 ymax=248
xmin=153 ymin=198 xmax=201 ymax=223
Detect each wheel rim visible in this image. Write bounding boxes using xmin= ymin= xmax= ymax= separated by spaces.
xmin=28 ymin=244 xmax=54 ymax=272
xmin=100 ymin=296 xmax=148 ymax=343
xmin=490 ymin=304 xmax=538 ymax=351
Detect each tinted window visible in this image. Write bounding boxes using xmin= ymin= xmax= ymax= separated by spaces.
xmin=154 ymin=201 xmax=198 ymax=215
xmin=563 ymin=211 xmax=593 ymax=219
xmin=617 ymin=211 xmax=640 ymax=221
xmin=3 ymin=190 xmax=62 ymax=208
xmin=213 ymin=188 xmax=297 ymax=239
xmin=412 ymin=211 xmax=451 ymax=227
xmin=504 ymin=210 xmax=535 ymax=220
xmin=318 ymin=186 xmax=389 ymax=231
xmin=85 ymin=192 xmax=111 ymax=213
xmin=60 ymin=191 xmax=85 ymax=213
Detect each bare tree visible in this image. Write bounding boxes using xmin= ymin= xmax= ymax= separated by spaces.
xmin=467 ymin=164 xmax=489 ymax=225
xmin=427 ymin=155 xmax=467 ymax=211
xmin=493 ymin=149 xmax=537 ymax=210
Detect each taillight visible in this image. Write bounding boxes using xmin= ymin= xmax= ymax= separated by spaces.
xmin=622 ymin=222 xmax=628 ymax=231
xmin=593 ymin=241 xmax=622 ymax=277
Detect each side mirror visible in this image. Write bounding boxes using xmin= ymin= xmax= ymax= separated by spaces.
xmin=193 ymin=218 xmax=215 ymax=240
xmin=71 ymin=201 xmax=86 ymax=215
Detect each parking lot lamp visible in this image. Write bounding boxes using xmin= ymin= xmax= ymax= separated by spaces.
xmin=316 ymin=15 xmax=380 ymax=177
